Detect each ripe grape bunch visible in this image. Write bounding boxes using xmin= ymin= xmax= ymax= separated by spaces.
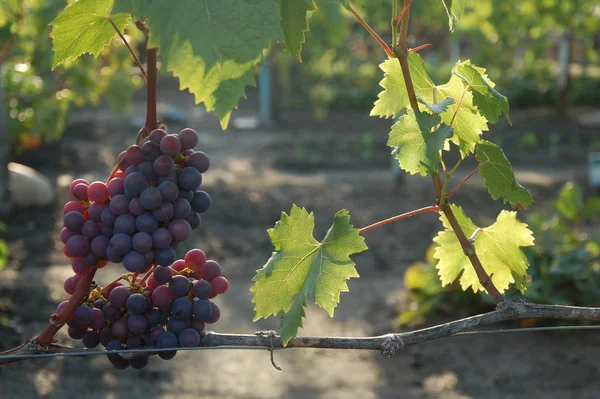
xmin=58 ymin=127 xmax=228 ymax=369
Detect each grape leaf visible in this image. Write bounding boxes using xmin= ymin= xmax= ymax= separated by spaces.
xmin=280 ymin=0 xmax=316 ymax=61
xmin=437 ymin=73 xmax=489 ymax=155
xmin=454 ymin=62 xmax=511 ymax=125
xmin=251 ymin=205 xmax=367 ymax=345
xmin=440 ymin=0 xmax=466 ymax=31
xmin=417 ymin=94 xmax=455 ymax=114
xmin=476 ymin=140 xmax=533 ymax=209
xmin=433 ymin=205 xmax=534 ymax=294
xmin=370 ymin=53 xmax=435 ymax=118
xmin=50 ymin=0 xmax=130 ymax=68
xmin=388 ymin=110 xmax=453 ymax=176
xmin=113 ymin=0 xmax=284 ymax=129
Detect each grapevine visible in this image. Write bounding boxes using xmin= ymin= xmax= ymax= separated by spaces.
xmin=1 ymin=0 xmax=600 ymax=385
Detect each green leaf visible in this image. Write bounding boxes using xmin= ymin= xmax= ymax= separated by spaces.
xmin=454 ymin=62 xmax=511 ymax=125
xmin=251 ymin=205 xmax=367 ymax=345
xmin=113 ymin=0 xmax=284 ymax=129
xmin=280 ymin=0 xmax=316 ymax=61
xmin=476 ymin=140 xmax=533 ymax=209
xmin=439 ymin=0 xmax=466 ymax=31
xmin=437 ymin=72 xmax=489 ymax=154
xmin=387 ymin=110 xmax=453 ymax=176
xmin=433 ymin=205 xmax=534 ymax=294
xmin=417 ymin=93 xmax=455 ymax=114
xmin=553 ymin=182 xmax=584 ymax=220
xmin=50 ymin=0 xmax=130 ymax=69
xmin=370 ymin=53 xmax=435 ymax=118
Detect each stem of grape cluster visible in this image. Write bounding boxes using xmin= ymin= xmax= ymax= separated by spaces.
xmin=108 ymin=17 xmax=147 ymax=82
xmin=145 ymin=48 xmax=158 ymax=132
xmin=359 ymin=206 xmax=439 ymax=233
xmin=139 ymin=265 xmax=157 ymax=285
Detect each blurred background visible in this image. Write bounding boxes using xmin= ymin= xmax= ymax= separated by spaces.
xmin=1 ymin=0 xmax=600 ymax=398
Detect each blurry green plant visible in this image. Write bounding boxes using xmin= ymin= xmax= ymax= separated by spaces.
xmin=0 ymin=222 xmax=7 ymax=270
xmin=0 ymin=0 xmax=142 ymax=151
xmin=399 ymin=182 xmax=600 ymax=326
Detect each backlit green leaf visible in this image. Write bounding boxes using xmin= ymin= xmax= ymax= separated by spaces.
xmin=280 ymin=0 xmax=316 ymax=61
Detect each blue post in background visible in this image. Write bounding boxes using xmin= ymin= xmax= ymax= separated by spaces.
xmin=258 ymin=56 xmax=274 ymax=126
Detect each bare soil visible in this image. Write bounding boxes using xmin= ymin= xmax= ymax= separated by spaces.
xmin=0 ymin=86 xmax=599 ymax=398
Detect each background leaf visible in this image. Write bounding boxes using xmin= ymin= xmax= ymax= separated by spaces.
xmin=251 ymin=205 xmax=367 ymax=344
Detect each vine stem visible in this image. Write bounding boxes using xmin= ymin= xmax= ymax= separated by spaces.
xmin=139 ymin=264 xmax=157 ymax=285
xmin=349 ymin=6 xmax=394 ymax=58
xmin=6 ymin=300 xmax=600 ymax=364
xmin=145 ymin=47 xmax=158 ymax=132
xmin=108 ymin=17 xmax=147 ymax=82
xmin=446 ymin=163 xmax=484 ymax=199
xmin=359 ymin=206 xmax=439 ymax=233
xmin=449 ymin=86 xmax=468 ymax=126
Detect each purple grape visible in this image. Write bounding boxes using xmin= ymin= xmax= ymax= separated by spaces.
xmin=81 ymin=251 xmax=99 ymax=267
xmin=192 ymin=299 xmax=212 ymax=320
xmin=129 ymin=355 xmax=149 ymax=369
xmin=83 ymin=330 xmax=100 ymax=348
xmin=206 ymin=302 xmax=221 ymax=324
xmin=72 ymin=183 xmax=89 ymax=201
xmin=114 ymin=214 xmax=136 ymax=235
xmin=168 ymin=219 xmax=192 ymax=242
xmin=72 ymin=257 xmax=90 ymax=276
xmin=188 ymin=151 xmax=210 ymax=173
xmin=87 ymin=202 xmax=107 ymax=222
xmin=179 ymin=190 xmax=193 ymax=201
xmin=126 ymin=145 xmax=143 ymax=166
xmin=190 ymin=319 xmax=205 ymax=333
xmin=151 ymin=228 xmax=172 ymax=248
xmin=150 ymin=325 xmax=165 ymax=340
xmin=127 ymin=314 xmax=147 ymax=335
xmin=138 ymin=161 xmax=157 ymax=182
xmin=152 ymin=285 xmax=174 ymax=307
xmin=109 ymin=233 xmax=132 ymax=256
xmin=126 ymin=335 xmax=143 ymax=349
xmin=93 ymin=299 xmax=105 ymax=309
xmin=157 ymin=331 xmax=178 ymax=348
xmin=61 ymin=227 xmax=78 ymax=244
xmin=153 ymin=266 xmax=173 ymax=284
xmin=140 ymin=186 xmax=163 ymax=210
xmin=136 ymin=212 xmax=159 ymax=233
xmin=66 ymin=235 xmax=90 ymax=257
xmin=178 ymin=128 xmax=198 ymax=150
xmin=153 ymin=155 xmax=175 ymax=176
xmin=158 ymin=181 xmax=179 ymax=202
xmin=100 ymin=208 xmax=117 ymax=225
xmin=148 ymin=128 xmax=167 ymax=143
xmin=107 ymin=177 xmax=125 ymax=197
xmin=124 ymin=172 xmax=148 ymax=198
xmin=178 ymin=167 xmax=202 ymax=191
xmin=125 ymin=165 xmax=140 ymax=176
xmin=109 ymin=194 xmax=129 ymax=215
xmin=157 ymin=171 xmax=177 ymax=184
xmin=155 ymin=247 xmax=176 ymax=266
xmin=202 ymin=260 xmax=222 ymax=281
xmin=123 ymin=250 xmax=146 ymax=272
xmin=169 ymin=275 xmax=191 ymax=297
xmin=173 ymin=197 xmax=191 ymax=219
xmin=191 ymin=190 xmax=211 ymax=213
xmin=112 ymin=317 xmax=129 ymax=337
xmin=126 ymin=293 xmax=148 ymax=315
xmin=73 ymin=305 xmax=94 ymax=326
xmin=152 ymin=202 xmax=174 ymax=222
xmin=160 ymin=134 xmax=182 ymax=157
xmin=106 ymin=246 xmax=123 ymax=262
xmin=109 ymin=286 xmax=131 ymax=308
xmin=178 ymin=328 xmax=200 ymax=347
xmin=167 ymin=318 xmax=190 ymax=335
xmin=91 ymin=308 xmax=105 ymax=330
xmin=102 ymin=303 xmax=121 ymax=322
xmin=193 ymin=279 xmax=213 ymax=299
xmin=64 ymin=211 xmax=86 ymax=231
xmin=144 ymin=308 xmax=162 ymax=326
xmin=142 ymin=141 xmax=161 ymax=160
xmin=68 ymin=325 xmax=87 ymax=339
xmin=128 ymin=197 xmax=145 ymax=215
xmin=170 ymin=297 xmax=192 ymax=320
xmin=189 ymin=213 xmax=201 ymax=230
xmin=132 ymin=232 xmax=153 ymax=253
xmin=82 ymin=220 xmax=100 ymax=239
xmin=100 ymin=327 xmax=115 ymax=346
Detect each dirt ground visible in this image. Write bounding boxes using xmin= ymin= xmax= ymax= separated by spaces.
xmin=1 ymin=85 xmax=599 ymax=398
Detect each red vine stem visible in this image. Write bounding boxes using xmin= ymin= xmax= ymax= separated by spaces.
xmin=139 ymin=264 xmax=157 ymax=285
xmin=449 ymin=86 xmax=468 ymax=126
xmin=359 ymin=206 xmax=439 ymax=233
xmin=446 ymin=163 xmax=484 ymax=199
xmin=100 ymin=275 xmax=126 ymax=298
xmin=108 ymin=17 xmax=147 ymax=82
xmin=349 ymin=6 xmax=394 ymax=58
xmin=145 ymin=48 xmax=159 ymax=132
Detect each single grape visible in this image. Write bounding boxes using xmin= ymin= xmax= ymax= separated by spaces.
xmin=152 ymin=285 xmax=175 ymax=307
xmin=64 ymin=200 xmax=85 ymax=215
xmin=87 ymin=202 xmax=107 ymax=222
xmin=155 ymin=247 xmax=176 ymax=266
xmin=69 ymin=178 xmax=89 ymax=198
xmin=109 ymin=233 xmax=132 ymax=256
xmin=193 ymin=280 xmax=213 ymax=299
xmin=123 ymin=250 xmax=146 ymax=272
xmin=112 ymin=317 xmax=129 ymax=338
xmin=128 ymin=197 xmax=145 ymax=215
xmin=72 ymin=257 xmax=91 ymax=276
xmin=169 ymin=275 xmax=191 ymax=297
xmin=136 ymin=212 xmax=159 ymax=233
xmin=185 ymin=249 xmax=207 ymax=271
xmin=211 ymin=276 xmax=229 ymax=295
xmin=151 ymin=228 xmax=172 ymax=249
xmin=87 ymin=181 xmax=110 ymax=203
xmin=132 ymin=232 xmax=153 ymax=253
xmin=153 ymin=202 xmax=174 ymax=222
xmin=173 ymin=197 xmax=192 ymax=219
xmin=140 ymin=186 xmax=163 ymax=210
xmin=153 ymin=155 xmax=175 ymax=176
xmin=147 ymin=276 xmax=161 ymax=291
xmin=172 ymin=259 xmax=186 ymax=271
xmin=66 ymin=235 xmax=90 ymax=257
xmin=156 ymin=331 xmax=178 ymax=349
xmin=109 ymin=286 xmax=131 ymax=308
xmin=201 ymin=260 xmax=222 ymax=282
xmin=114 ymin=214 xmax=136 ymax=235
xmin=125 ymin=165 xmax=140 ymax=176
xmin=190 ymin=319 xmax=205 ymax=334
xmin=168 ymin=219 xmax=192 ymax=242
xmin=192 ymin=299 xmax=212 ymax=320
xmin=148 ymin=128 xmax=167 ymax=143
xmin=139 ymin=160 xmax=158 ymax=182
xmin=190 ymin=213 xmax=202 ymax=230
xmin=90 ymin=235 xmax=109 ymax=258
xmin=91 ymin=308 xmax=105 ymax=330
xmin=81 ymin=251 xmax=100 ymax=267
xmin=101 ymin=224 xmax=114 ymax=239
xmin=61 ymin=227 xmax=78 ymax=244
xmin=167 ymin=318 xmax=190 ymax=335
xmin=191 ymin=190 xmax=211 ymax=213
xmin=83 ymin=330 xmax=101 ymax=348
xmin=64 ymin=211 xmax=86 ymax=231
xmin=107 ymin=177 xmax=125 ymax=197
xmin=102 ymin=302 xmax=122 ymax=322
xmin=73 ymin=305 xmax=94 ymax=326
xmin=124 ymin=172 xmax=148 ymax=198
xmin=153 ymin=266 xmax=173 ymax=284
xmin=205 ymin=302 xmax=221 ymax=324
xmin=144 ymin=308 xmax=162 ymax=327
xmin=170 ymin=297 xmax=193 ymax=320
xmin=178 ymin=128 xmax=198 ymax=150
xmin=108 ymin=354 xmax=130 ymax=370
xmin=100 ymin=208 xmax=117 ymax=226
xmin=142 ymin=140 xmax=162 ymax=160
xmin=81 ymin=220 xmax=100 ymax=239
xmin=178 ymin=328 xmax=200 ymax=347
xmin=177 ymin=167 xmax=202 ymax=191
xmin=126 ymin=145 xmax=143 ymax=165
xmin=72 ymin=183 xmax=89 ymax=201
xmin=126 ymin=293 xmax=148 ymax=315
xmin=99 ymin=327 xmax=115 ymax=346
xmin=150 ymin=325 xmax=165 ymax=340
xmin=68 ymin=325 xmax=87 ymax=340
xmin=178 ymin=190 xmax=193 ymax=202
xmin=160 ymin=134 xmax=182 ymax=157
xmin=158 ymin=181 xmax=179 ymax=202
xmin=129 ymin=355 xmax=149 ymax=370
xmin=109 ymin=194 xmax=129 ymax=215
xmin=127 ymin=314 xmax=148 ymax=335
xmin=187 ymin=151 xmax=210 ymax=173
xmin=126 ymin=335 xmax=143 ymax=349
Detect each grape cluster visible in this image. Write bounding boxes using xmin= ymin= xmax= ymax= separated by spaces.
xmin=61 ymin=128 xmax=210 ymax=275
xmin=58 ymin=128 xmax=227 ymax=369
xmin=60 ymin=249 xmax=227 ymax=369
